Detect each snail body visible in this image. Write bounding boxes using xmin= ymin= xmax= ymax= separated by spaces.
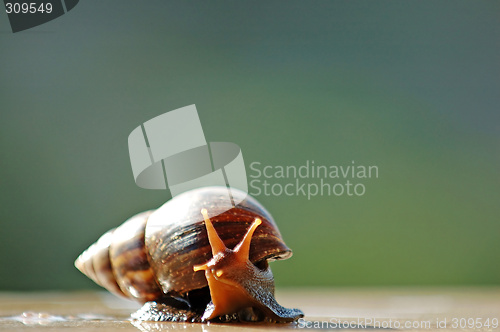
xmin=75 ymin=187 xmax=303 ymax=323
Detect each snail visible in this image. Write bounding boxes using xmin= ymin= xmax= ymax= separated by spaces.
xmin=75 ymin=186 xmax=303 ymax=323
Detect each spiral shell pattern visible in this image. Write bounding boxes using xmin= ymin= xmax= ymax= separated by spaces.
xmin=75 ymin=211 xmax=163 ymax=302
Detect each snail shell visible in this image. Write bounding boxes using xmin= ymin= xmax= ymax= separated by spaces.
xmin=75 ymin=187 xmax=302 ymax=322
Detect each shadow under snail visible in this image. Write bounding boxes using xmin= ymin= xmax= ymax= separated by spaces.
xmin=75 ymin=186 xmax=303 ymax=323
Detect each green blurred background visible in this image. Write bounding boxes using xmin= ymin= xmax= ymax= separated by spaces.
xmin=0 ymin=1 xmax=498 ymax=291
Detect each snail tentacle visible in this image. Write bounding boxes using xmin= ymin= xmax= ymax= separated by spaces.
xmin=200 ymin=208 xmax=227 ymax=256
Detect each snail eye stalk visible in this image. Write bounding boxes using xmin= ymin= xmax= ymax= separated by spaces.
xmin=234 ymin=218 xmax=262 ymax=262
xmin=200 ymin=208 xmax=227 ymax=256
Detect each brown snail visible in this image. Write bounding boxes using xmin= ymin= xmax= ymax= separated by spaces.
xmin=75 ymin=186 xmax=303 ymax=323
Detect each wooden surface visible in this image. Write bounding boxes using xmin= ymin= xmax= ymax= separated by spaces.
xmin=0 ymin=288 xmax=498 ymax=331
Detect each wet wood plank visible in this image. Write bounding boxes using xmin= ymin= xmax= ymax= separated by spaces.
xmin=0 ymin=288 xmax=498 ymax=331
